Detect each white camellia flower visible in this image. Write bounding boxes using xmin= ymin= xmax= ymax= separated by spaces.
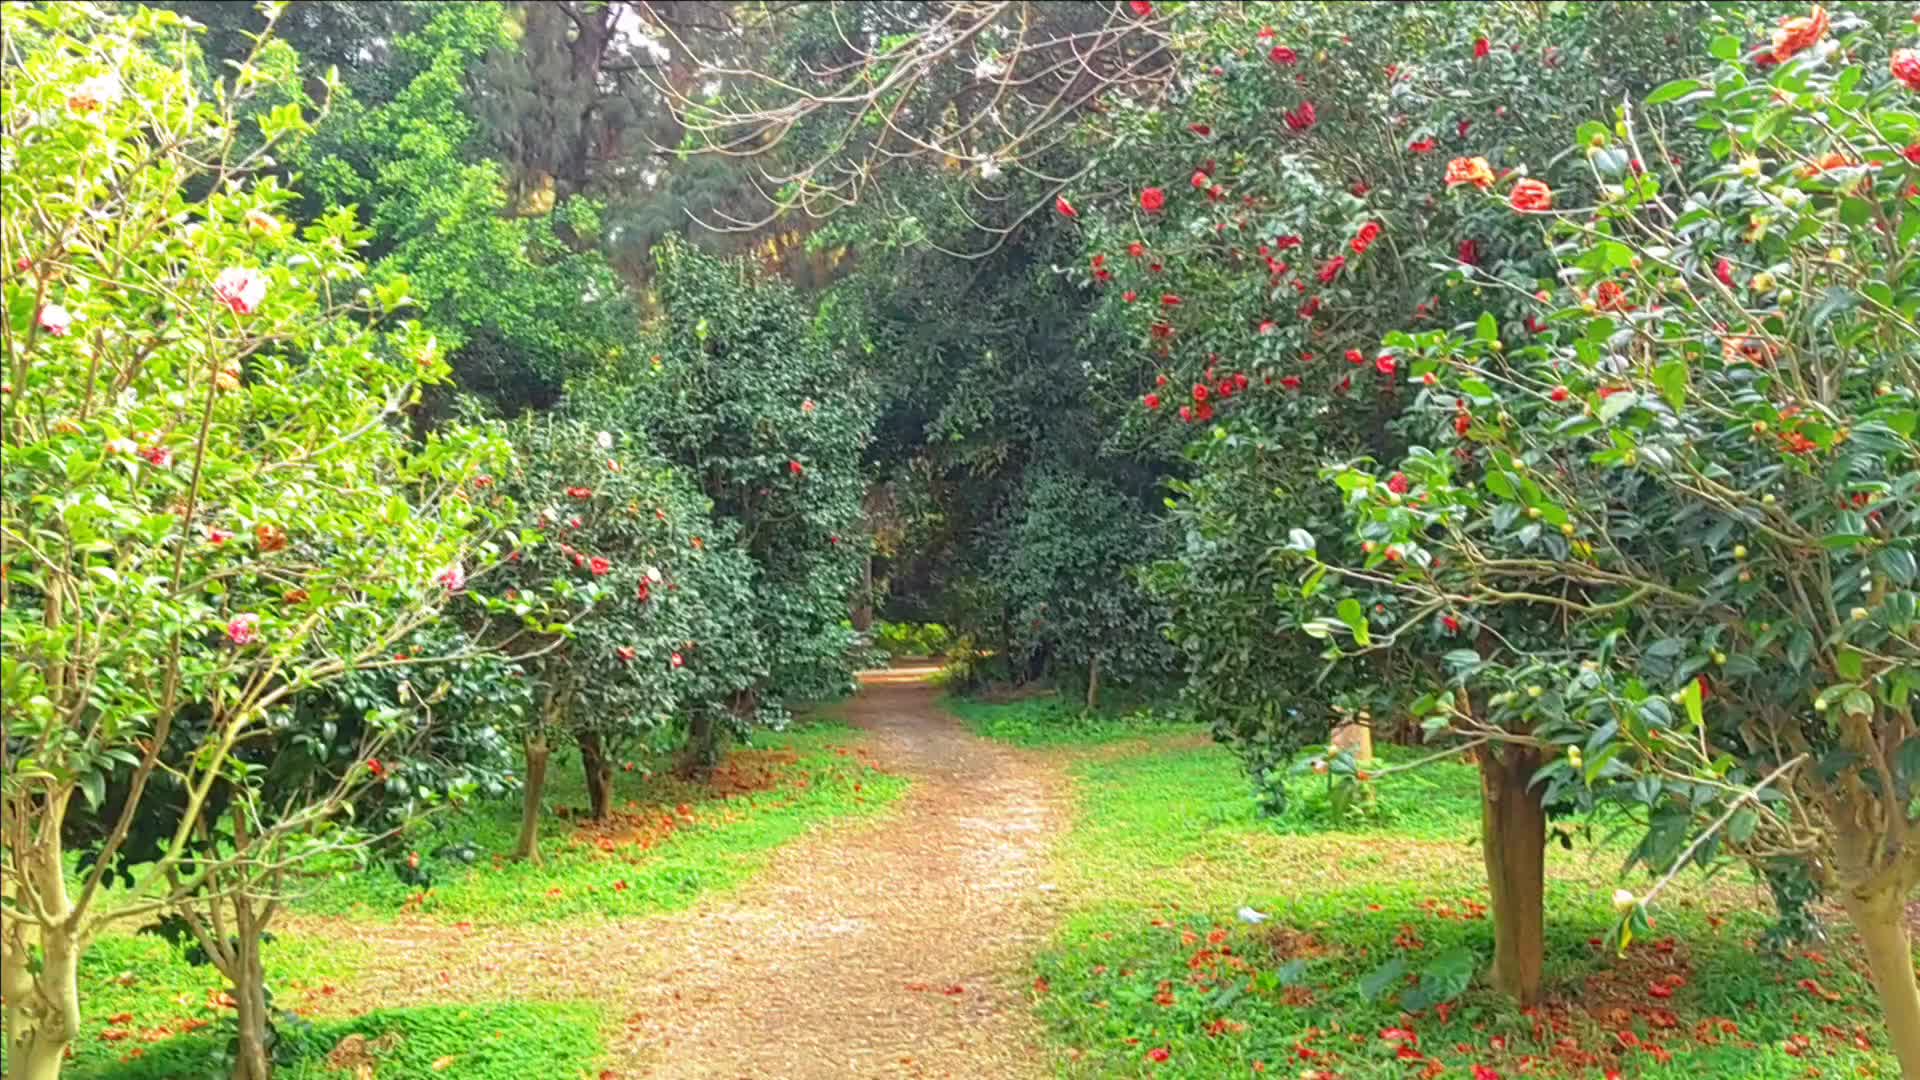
xmin=1612 ymin=888 xmax=1636 ymax=912
xmin=596 ymin=430 xmax=613 ymax=449
xmin=646 ymin=566 xmax=663 ymax=584
xmin=1236 ymin=906 xmax=1269 ymax=924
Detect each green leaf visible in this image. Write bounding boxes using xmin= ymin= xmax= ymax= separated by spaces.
xmin=1709 ymin=35 xmax=1741 ymax=61
xmin=1357 ymin=956 xmax=1407 ymax=1002
xmin=1335 ymin=598 xmax=1371 ymax=646
xmin=1598 ymin=391 xmax=1638 ymax=423
xmin=1679 ymin=677 xmax=1703 ymax=729
xmin=1653 ymin=361 xmax=1688 ymax=410
xmin=1645 ymin=78 xmax=1704 ymax=105
xmin=1476 ymin=312 xmax=1499 ymax=341
xmin=1842 ymin=689 xmax=1874 ymax=718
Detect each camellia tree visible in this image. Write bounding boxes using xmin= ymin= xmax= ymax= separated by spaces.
xmin=481 ymin=411 xmax=760 ymax=858
xmin=0 ymin=6 xmax=516 ymax=1077
xmin=585 ymin=238 xmax=873 ymax=773
xmin=999 ymin=467 xmax=1172 ymax=707
xmin=1285 ymin=5 xmax=1920 ymax=1061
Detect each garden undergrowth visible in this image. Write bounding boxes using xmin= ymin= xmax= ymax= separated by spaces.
xmin=1034 ymin=739 xmax=1900 ymax=1079
xmin=297 ymin=719 xmax=908 ymax=923
xmin=942 ymin=690 xmax=1200 ymax=748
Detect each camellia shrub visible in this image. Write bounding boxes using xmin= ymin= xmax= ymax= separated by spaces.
xmin=583 ymin=238 xmax=874 ymax=771
xmin=0 ymin=5 xmax=513 ymax=1077
xmin=480 ymin=411 xmax=761 ymax=858
xmin=1287 ymin=4 xmax=1920 ymax=1057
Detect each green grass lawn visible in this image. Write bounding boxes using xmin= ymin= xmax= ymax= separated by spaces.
xmin=1032 ymin=737 xmax=1902 ymax=1079
xmin=942 ymin=690 xmax=1201 ymax=748
xmin=297 ymin=718 xmax=908 ymax=923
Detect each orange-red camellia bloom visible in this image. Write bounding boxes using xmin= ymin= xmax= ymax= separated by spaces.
xmin=1769 ymin=5 xmax=1828 ymax=63
xmin=1445 ymin=156 xmax=1495 ymax=189
xmin=1895 ymin=49 xmax=1920 ymax=92
xmin=1509 ymin=178 xmax=1553 ymax=211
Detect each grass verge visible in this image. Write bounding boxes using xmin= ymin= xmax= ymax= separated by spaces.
xmin=296 ymin=719 xmax=908 ymax=923
xmin=1032 ymin=738 xmax=1900 ymax=1079
xmin=942 ymin=691 xmax=1200 ymax=748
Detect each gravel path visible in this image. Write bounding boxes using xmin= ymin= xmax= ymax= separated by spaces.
xmin=297 ymin=667 xmax=1069 ymax=1078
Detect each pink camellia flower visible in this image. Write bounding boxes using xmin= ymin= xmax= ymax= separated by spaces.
xmin=140 ymin=445 xmax=173 ymax=468
xmin=436 ymin=561 xmax=466 ymax=591
xmin=801 ymin=398 xmax=817 ymax=414
xmin=207 ymin=527 xmax=233 ymax=545
xmin=617 ymin=645 xmax=637 ymax=663
xmin=1896 ymin=49 xmax=1920 ymax=92
xmin=227 ymin=613 xmax=260 ymax=646
xmin=670 ymin=652 xmax=685 ymax=669
xmin=37 ymin=303 xmax=72 ymax=336
xmin=589 ymin=556 xmax=611 ymax=576
xmin=212 ymin=268 xmax=267 ymax=315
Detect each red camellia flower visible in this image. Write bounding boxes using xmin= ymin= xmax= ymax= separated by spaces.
xmin=1189 ymin=123 xmax=1211 ymax=137
xmin=1473 ymin=37 xmax=1491 ymax=59
xmin=1345 ymin=349 xmax=1365 ymax=365
xmin=1770 ymin=5 xmax=1829 ymax=63
xmin=1893 ymin=49 xmax=1920 ymax=91
xmin=1375 ymin=354 xmax=1397 ymax=377
xmin=1457 ymin=119 xmax=1471 ymax=139
xmin=1190 ymin=170 xmax=1209 ymax=190
xmin=1298 ymin=296 xmax=1321 ymax=318
xmin=1178 ymin=405 xmax=1193 ymax=422
xmin=1129 ymin=0 xmax=1152 ymax=16
xmin=1455 ymin=411 xmax=1472 ymax=436
xmin=1408 ymin=137 xmax=1437 ymax=154
xmin=1234 ymin=372 xmax=1249 ymax=391
xmin=1143 ymin=393 xmax=1161 ymax=410
xmin=1123 ymin=290 xmax=1137 ymax=303
xmin=1155 ymin=373 xmax=1169 ymax=387
xmin=617 ymin=645 xmax=637 ymax=663
xmin=1714 ymin=257 xmax=1735 ymax=287
xmin=1280 ymin=375 xmax=1302 ymax=390
xmin=1285 ymin=101 xmax=1316 ymax=131
xmin=1443 ymin=614 xmax=1461 ymax=634
xmin=1269 ymin=45 xmax=1298 ymax=65
xmin=1145 ymin=1047 xmax=1170 ymax=1064
xmin=1904 ymin=143 xmax=1920 ymax=165
xmin=789 ymin=460 xmax=804 ymax=476
xmin=1509 ymin=178 xmax=1553 ymax=211
xmin=1140 ymin=187 xmax=1167 ymax=212
xmin=1457 ymin=238 xmax=1480 ymax=265
xmin=1161 ymin=293 xmax=1181 ymax=307
xmin=1055 ymin=195 xmax=1077 ymax=218
xmin=1195 ymin=402 xmax=1214 ymax=421
xmin=1317 ymin=256 xmax=1346 ymax=284
xmin=1128 ymin=242 xmax=1146 ymax=258
xmin=1387 ymin=472 xmax=1409 ymax=494
xmin=589 ymin=556 xmax=611 ymax=576
xmin=1594 ymin=280 xmax=1631 ymax=312
xmin=1550 ymin=385 xmax=1570 ymax=402
xmin=670 ymin=652 xmax=685 ymax=669
xmin=1526 ymin=316 xmax=1548 ymax=334
xmin=367 ymin=759 xmax=385 ymax=779
xmin=1192 ymin=383 xmax=1210 ymax=403
xmin=1445 ymin=156 xmax=1495 ymax=189
xmin=1351 ymin=221 xmax=1382 ymax=254
xmin=1274 ymin=235 xmax=1301 ymax=250
xmin=567 ymin=486 xmax=593 ymax=499
xmin=1473 ymin=1066 xmax=1501 ymax=1080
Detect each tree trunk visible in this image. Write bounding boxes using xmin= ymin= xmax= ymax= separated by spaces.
xmin=1478 ymin=742 xmax=1547 ymax=1006
xmin=228 ymin=899 xmax=272 ymax=1080
xmin=5 ymin=805 xmax=80 ymax=1080
xmin=678 ymin=709 xmax=716 ymax=781
xmin=577 ymin=730 xmax=613 ymax=822
xmin=1085 ymin=653 xmax=1101 ymax=711
xmin=513 ymin=735 xmax=551 ymax=864
xmin=1842 ymin=882 xmax=1920 ymax=1079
